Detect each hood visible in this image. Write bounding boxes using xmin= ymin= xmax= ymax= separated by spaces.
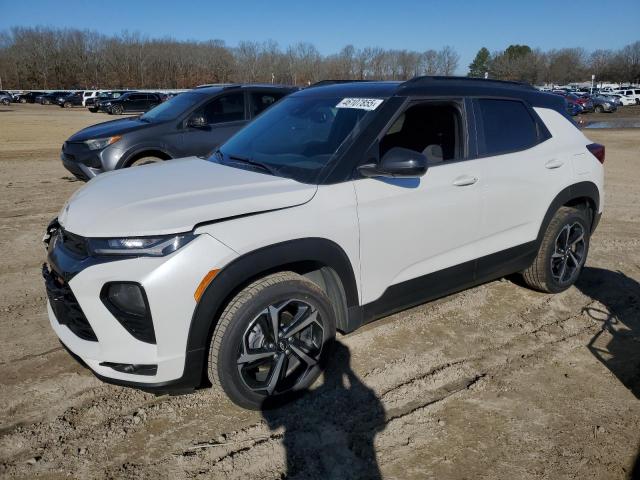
xmin=58 ymin=157 xmax=317 ymax=237
xmin=67 ymin=117 xmax=153 ymax=142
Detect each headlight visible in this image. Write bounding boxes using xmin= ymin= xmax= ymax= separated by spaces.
xmin=105 ymin=101 xmax=111 ymax=106
xmin=84 ymin=135 xmax=121 ymax=150
xmin=87 ymin=233 xmax=195 ymax=257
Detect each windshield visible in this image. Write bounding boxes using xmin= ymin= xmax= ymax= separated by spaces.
xmin=210 ymin=95 xmax=383 ymax=184
xmin=140 ymin=92 xmax=200 ymax=122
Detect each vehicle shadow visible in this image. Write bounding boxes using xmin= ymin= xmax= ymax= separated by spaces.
xmin=632 ymin=452 xmax=640 ymax=480
xmin=261 ymin=341 xmax=385 ymax=479
xmin=576 ymin=267 xmax=640 ymax=400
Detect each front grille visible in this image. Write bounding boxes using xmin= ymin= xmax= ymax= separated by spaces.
xmin=43 ymin=264 xmax=98 ymax=341
xmin=59 ymin=229 xmax=88 ymax=258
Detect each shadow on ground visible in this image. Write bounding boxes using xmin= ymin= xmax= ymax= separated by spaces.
xmin=576 ymin=267 xmax=640 ymax=479
xmin=576 ymin=267 xmax=640 ymax=399
xmin=262 ymin=341 xmax=385 ymax=479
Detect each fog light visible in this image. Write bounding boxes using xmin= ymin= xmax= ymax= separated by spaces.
xmin=100 ymin=282 xmax=156 ymax=343
xmin=107 ymin=283 xmax=146 ymax=316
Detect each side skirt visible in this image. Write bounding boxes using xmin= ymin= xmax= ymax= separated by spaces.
xmin=349 ymin=241 xmax=537 ymax=330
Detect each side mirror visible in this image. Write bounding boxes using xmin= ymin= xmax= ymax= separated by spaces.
xmin=358 ymin=147 xmax=428 ymax=178
xmin=188 ymin=114 xmax=207 ymax=128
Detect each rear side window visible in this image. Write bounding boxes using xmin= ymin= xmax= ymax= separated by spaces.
xmin=477 ymin=99 xmax=539 ymax=156
xmin=250 ymin=91 xmax=286 ymax=117
xmin=201 ymin=93 xmax=245 ymax=124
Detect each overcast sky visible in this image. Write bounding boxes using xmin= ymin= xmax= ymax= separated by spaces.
xmin=2 ymin=0 xmax=637 ymax=75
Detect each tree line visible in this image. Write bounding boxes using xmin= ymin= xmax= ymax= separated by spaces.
xmin=0 ymin=26 xmax=638 ymax=89
xmin=468 ymin=42 xmax=640 ymax=85
xmin=0 ymin=27 xmax=460 ymax=89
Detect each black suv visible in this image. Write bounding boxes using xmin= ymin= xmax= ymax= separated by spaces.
xmin=36 ymin=91 xmax=69 ymax=105
xmin=57 ymin=91 xmax=84 ymax=108
xmin=89 ymin=91 xmax=128 ymax=112
xmin=15 ymin=91 xmax=43 ymax=103
xmin=102 ymin=92 xmax=161 ymax=115
xmin=61 ymin=84 xmax=296 ymax=180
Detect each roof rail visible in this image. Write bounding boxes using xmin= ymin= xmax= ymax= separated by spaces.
xmin=307 ymin=79 xmax=374 ymax=88
xmin=400 ymin=76 xmax=535 ymax=90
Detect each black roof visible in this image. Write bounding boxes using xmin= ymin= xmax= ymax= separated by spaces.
xmin=296 ymin=76 xmax=566 ymax=113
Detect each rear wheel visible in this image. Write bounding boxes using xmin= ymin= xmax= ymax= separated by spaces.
xmin=595 ymin=105 xmax=604 ymax=113
xmin=208 ymin=272 xmax=336 ymax=409
xmin=19 ymin=98 xmax=26 ymax=104
xmin=522 ymin=206 xmax=590 ymax=293
xmin=1 ymin=98 xmax=9 ymax=106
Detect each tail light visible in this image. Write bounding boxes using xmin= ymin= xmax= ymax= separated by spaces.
xmin=587 ymin=143 xmax=605 ymax=164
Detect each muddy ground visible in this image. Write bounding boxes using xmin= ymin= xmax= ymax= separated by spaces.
xmin=0 ymin=103 xmax=639 ymax=480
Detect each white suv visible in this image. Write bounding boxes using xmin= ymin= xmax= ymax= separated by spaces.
xmin=43 ymin=78 xmax=604 ymax=409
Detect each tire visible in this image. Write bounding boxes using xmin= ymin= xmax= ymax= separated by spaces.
xmin=1 ymin=98 xmax=9 ymax=106
xmin=63 ymin=101 xmax=71 ymax=108
xmin=595 ymin=105 xmax=604 ymax=113
xmin=128 ymin=156 xmax=164 ymax=167
xmin=111 ymin=104 xmax=123 ymax=115
xmin=88 ymin=108 xmax=97 ymax=113
xmin=207 ymin=271 xmax=336 ymax=409
xmin=521 ymin=206 xmax=590 ymax=293
xmin=19 ymin=98 xmax=26 ymax=104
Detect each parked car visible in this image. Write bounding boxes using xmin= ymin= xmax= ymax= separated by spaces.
xmin=81 ymin=90 xmax=102 ymax=106
xmin=45 ymin=77 xmax=604 ymax=409
xmin=611 ymin=94 xmax=636 ymax=106
xmin=88 ymin=91 xmax=129 ymax=112
xmin=590 ymin=95 xmax=617 ymax=113
xmin=569 ymin=94 xmax=594 ymax=112
xmin=554 ymin=92 xmax=587 ymax=114
xmin=613 ymin=88 xmax=640 ymax=105
xmin=102 ymin=92 xmax=162 ymax=115
xmin=61 ymin=85 xmax=296 ymax=180
xmin=57 ymin=91 xmax=85 ymax=108
xmin=593 ymin=92 xmax=623 ymax=106
xmin=36 ymin=91 xmax=69 ymax=105
xmin=15 ymin=91 xmax=44 ymax=103
xmin=566 ymin=101 xmax=583 ymax=116
xmin=0 ymin=90 xmax=14 ymax=104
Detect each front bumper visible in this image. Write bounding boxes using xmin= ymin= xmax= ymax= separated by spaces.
xmin=60 ymin=142 xmax=125 ymax=180
xmin=44 ymin=227 xmax=238 ymax=389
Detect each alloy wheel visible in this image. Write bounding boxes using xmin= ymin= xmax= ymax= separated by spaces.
xmin=550 ymin=221 xmax=586 ymax=284
xmin=236 ymin=299 xmax=324 ymax=396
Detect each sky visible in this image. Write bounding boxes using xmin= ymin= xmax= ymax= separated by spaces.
xmin=1 ymin=0 xmax=637 ymax=75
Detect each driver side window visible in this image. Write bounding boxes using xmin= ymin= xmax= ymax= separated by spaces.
xmin=199 ymin=93 xmax=246 ymax=125
xmin=379 ymin=102 xmax=462 ymax=164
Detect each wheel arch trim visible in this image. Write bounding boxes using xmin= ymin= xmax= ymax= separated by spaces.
xmin=537 ymin=181 xmax=600 ymax=244
xmin=183 ymin=237 xmax=359 ymax=378
xmin=117 ymin=146 xmax=174 ymax=169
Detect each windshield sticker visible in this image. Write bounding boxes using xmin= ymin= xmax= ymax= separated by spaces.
xmin=336 ymin=98 xmax=384 ymax=111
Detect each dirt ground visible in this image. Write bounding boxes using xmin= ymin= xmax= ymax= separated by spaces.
xmin=0 ymin=103 xmax=639 ymax=480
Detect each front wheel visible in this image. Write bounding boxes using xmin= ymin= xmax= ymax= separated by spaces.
xmin=208 ymin=272 xmax=336 ymax=409
xmin=1 ymin=98 xmax=9 ymax=106
xmin=111 ymin=104 xmax=123 ymax=115
xmin=128 ymin=156 xmax=164 ymax=167
xmin=521 ymin=206 xmax=591 ymax=293
xmin=595 ymin=105 xmax=604 ymax=113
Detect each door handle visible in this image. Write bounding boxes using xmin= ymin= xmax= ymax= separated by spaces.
xmin=452 ymin=175 xmax=478 ymax=186
xmin=545 ymin=159 xmax=564 ymax=169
